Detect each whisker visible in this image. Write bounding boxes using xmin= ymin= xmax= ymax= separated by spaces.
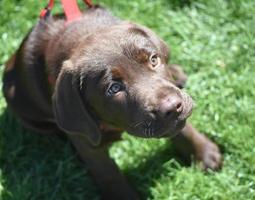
xmin=134 ymin=121 xmax=144 ymax=128
xmin=130 ymin=121 xmax=144 ymax=128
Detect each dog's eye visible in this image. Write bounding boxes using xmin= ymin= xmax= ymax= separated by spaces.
xmin=150 ymin=54 xmax=159 ymax=67
xmin=107 ymin=82 xmax=123 ymax=95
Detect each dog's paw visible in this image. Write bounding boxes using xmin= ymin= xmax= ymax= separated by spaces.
xmin=195 ymin=136 xmax=222 ymax=171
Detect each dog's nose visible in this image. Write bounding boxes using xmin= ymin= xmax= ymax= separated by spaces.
xmin=159 ymin=95 xmax=183 ymax=118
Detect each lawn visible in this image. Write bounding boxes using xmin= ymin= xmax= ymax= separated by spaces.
xmin=0 ymin=0 xmax=255 ymax=199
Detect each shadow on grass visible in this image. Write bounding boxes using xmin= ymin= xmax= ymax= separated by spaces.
xmin=0 ymin=109 xmax=99 ymax=200
xmin=0 ymin=108 xmax=189 ymax=200
xmin=124 ymin=142 xmax=189 ymax=199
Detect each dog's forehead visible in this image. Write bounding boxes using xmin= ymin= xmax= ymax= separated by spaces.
xmin=112 ymin=24 xmax=169 ymax=64
xmin=124 ymin=26 xmax=159 ymax=51
xmin=94 ymin=24 xmax=160 ymax=53
xmin=74 ymin=23 xmax=167 ymax=63
xmin=98 ymin=26 xmax=165 ymax=83
xmin=74 ymin=24 xmax=169 ymax=83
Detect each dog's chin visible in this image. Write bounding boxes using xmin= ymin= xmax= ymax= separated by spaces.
xmin=159 ymin=119 xmax=187 ymax=138
xmin=127 ymin=119 xmax=187 ymax=139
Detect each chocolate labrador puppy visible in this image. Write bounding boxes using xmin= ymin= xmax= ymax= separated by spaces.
xmin=2 ymin=6 xmax=222 ymax=199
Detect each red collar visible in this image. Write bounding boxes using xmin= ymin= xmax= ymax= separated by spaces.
xmin=40 ymin=0 xmax=93 ymax=24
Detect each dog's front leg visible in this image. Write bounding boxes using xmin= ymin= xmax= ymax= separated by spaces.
xmin=171 ymin=123 xmax=222 ymax=170
xmin=67 ymin=133 xmax=139 ymax=200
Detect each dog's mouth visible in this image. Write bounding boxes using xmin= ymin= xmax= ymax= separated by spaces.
xmin=127 ymin=118 xmax=187 ymax=138
xmin=127 ymin=92 xmax=193 ymax=139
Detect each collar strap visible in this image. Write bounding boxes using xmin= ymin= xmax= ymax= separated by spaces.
xmin=40 ymin=0 xmax=54 ymax=19
xmin=40 ymin=0 xmax=94 ymax=24
xmin=61 ymin=0 xmax=82 ymax=24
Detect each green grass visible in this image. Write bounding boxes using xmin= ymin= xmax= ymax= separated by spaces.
xmin=1 ymin=0 xmax=255 ymax=199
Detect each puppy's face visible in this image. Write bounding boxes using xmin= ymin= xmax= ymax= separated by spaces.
xmin=73 ymin=23 xmax=193 ymax=138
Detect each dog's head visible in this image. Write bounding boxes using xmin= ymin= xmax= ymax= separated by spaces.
xmin=53 ymin=23 xmax=193 ymax=145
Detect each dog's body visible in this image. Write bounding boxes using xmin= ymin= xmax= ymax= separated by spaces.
xmin=3 ymin=6 xmax=222 ymax=199
xmin=3 ymin=8 xmax=121 ymax=134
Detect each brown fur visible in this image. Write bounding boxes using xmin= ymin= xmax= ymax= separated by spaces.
xmin=2 ymin=6 xmax=222 ymax=199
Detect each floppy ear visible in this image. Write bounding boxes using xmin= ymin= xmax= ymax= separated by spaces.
xmin=52 ymin=60 xmax=101 ymax=146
